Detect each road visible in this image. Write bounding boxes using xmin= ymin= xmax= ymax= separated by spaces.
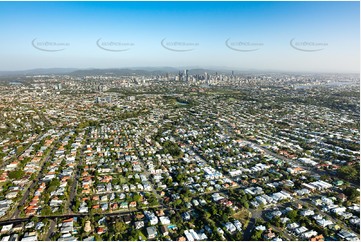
xmin=268 ymin=224 xmax=295 ymax=241
xmin=220 ymin=119 xmax=360 ymax=188
xmin=45 ymin=219 xmax=56 ymax=241
xmin=0 ymin=204 xmax=166 ymax=226
xmin=296 ymin=197 xmax=356 ymax=233
xmin=68 ymin=146 xmax=85 ymax=213
xmin=243 ymin=217 xmax=256 ymax=240
xmin=10 ymin=139 xmax=59 ymax=219
xmin=0 ymin=133 xmax=43 ymax=170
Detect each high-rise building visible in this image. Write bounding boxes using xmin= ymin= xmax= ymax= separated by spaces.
xmin=105 ymin=96 xmax=112 ymax=103
xmin=98 ymin=84 xmax=107 ymax=92
xmin=183 ymin=69 xmax=189 ymax=82
xmin=54 ymin=83 xmax=62 ymax=90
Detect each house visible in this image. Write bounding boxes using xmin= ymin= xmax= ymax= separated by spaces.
xmin=294 ymin=226 xmax=308 ymax=235
xmin=263 ymin=228 xmax=276 ymax=240
xmin=100 ymin=203 xmax=108 ymax=211
xmin=129 ymin=201 xmax=137 ymax=208
xmin=271 ymin=210 xmax=282 ymax=217
xmin=146 ymin=226 xmax=157 ymax=239
xmin=211 ymin=193 xmax=224 ymax=202
xmin=5 ymin=192 xmax=18 ymax=199
xmin=341 ymin=212 xmax=353 ymax=220
xmin=287 ymin=167 xmax=305 ymax=174
xmin=156 ymin=210 xmax=165 ymax=217
xmin=216 ymin=227 xmax=224 ymax=235
xmin=233 ymin=220 xmax=242 ymax=231
xmin=12 ymin=224 xmax=23 ymax=232
xmin=159 ymin=216 xmax=170 ymax=225
xmin=182 ymin=212 xmax=190 ymax=221
xmin=184 ymin=230 xmax=194 ymax=241
xmin=123 ymin=215 xmax=132 ymax=224
xmin=25 ymin=222 xmax=34 ymax=229
xmin=189 ymin=229 xmax=200 ymax=240
xmin=310 ymin=234 xmax=324 ymax=241
xmin=256 ymin=225 xmax=266 ymax=231
xmin=35 ymin=222 xmax=45 ymax=231
xmin=79 ymin=202 xmax=89 ymax=213
xmin=84 ymin=221 xmax=92 ymax=233
xmin=224 ymin=222 xmax=236 ymax=233
xmin=287 ymin=223 xmax=299 ymax=230
xmin=134 ymin=221 xmax=144 ymax=230
xmin=110 ymin=203 xmax=118 ymax=210
xmin=302 ymin=230 xmax=318 ymax=239
xmin=1 ymin=224 xmax=13 ymax=234
xmin=350 ymin=217 xmax=360 ymax=225
xmin=144 ymin=211 xmax=159 ymax=225
xmin=300 ymin=210 xmax=314 ymax=216
xmin=333 ymin=180 xmax=344 ymax=186
xmin=160 ymin=225 xmax=169 ymax=236
xmin=21 ymin=232 xmax=37 ymax=241
xmin=337 ymin=193 xmax=347 ymax=202
xmin=25 ymin=207 xmax=38 ymax=216
xmin=120 ymin=202 xmax=128 ymax=209
xmin=338 ymin=229 xmax=359 ymax=241
xmin=331 ymin=207 xmax=346 ymax=215
xmin=2 ymin=235 xmax=10 ymax=241
xmin=97 ymin=227 xmax=106 ymax=235
xmin=316 ymin=219 xmax=333 ymax=228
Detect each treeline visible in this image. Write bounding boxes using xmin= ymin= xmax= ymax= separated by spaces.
xmin=325 ymin=138 xmax=360 ymax=152
xmin=338 ymin=163 xmax=360 ymax=184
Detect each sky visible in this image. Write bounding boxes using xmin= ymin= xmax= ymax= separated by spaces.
xmin=0 ymin=1 xmax=359 ymax=73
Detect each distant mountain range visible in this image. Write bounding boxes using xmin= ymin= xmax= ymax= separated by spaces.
xmin=0 ymin=68 xmax=79 ymax=77
xmin=0 ymin=67 xmax=242 ymax=77
xmin=0 ymin=68 xmax=358 ymax=77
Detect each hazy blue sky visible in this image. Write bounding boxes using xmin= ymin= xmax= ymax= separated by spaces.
xmin=0 ymin=1 xmax=359 ymax=73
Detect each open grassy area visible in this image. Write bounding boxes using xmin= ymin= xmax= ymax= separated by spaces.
xmin=232 ymin=207 xmax=251 ymax=229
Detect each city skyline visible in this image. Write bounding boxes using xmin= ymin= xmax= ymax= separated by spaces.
xmin=0 ymin=1 xmax=359 ymax=73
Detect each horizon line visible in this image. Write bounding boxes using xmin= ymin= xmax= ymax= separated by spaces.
xmin=0 ymin=67 xmax=359 ymax=75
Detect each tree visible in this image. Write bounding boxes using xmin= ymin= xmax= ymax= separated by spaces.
xmin=8 ymin=170 xmax=25 ymax=179
xmin=41 ymin=205 xmax=52 ymax=216
xmin=49 ymin=178 xmax=60 ymax=187
xmin=202 ymin=211 xmax=211 ymax=220
xmin=174 ymin=199 xmax=183 ymax=207
xmin=287 ymin=210 xmax=298 ymax=221
xmin=222 ymin=213 xmax=229 ymax=222
xmin=234 ymin=231 xmax=243 ymax=240
xmin=338 ymin=164 xmax=360 ymax=183
xmin=31 ymin=216 xmax=39 ymax=223
xmin=251 ymin=229 xmax=263 ymax=240
xmin=114 ymin=221 xmax=127 ymax=235
xmin=133 ymin=194 xmax=142 ymax=202
xmin=344 ymin=187 xmax=359 ymax=202
xmin=243 ymin=201 xmax=249 ymax=209
xmin=109 ymin=221 xmax=129 ymax=240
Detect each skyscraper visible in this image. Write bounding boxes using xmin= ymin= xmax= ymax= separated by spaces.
xmin=183 ymin=69 xmax=189 ymax=82
xmin=205 ymin=72 xmax=209 ymax=84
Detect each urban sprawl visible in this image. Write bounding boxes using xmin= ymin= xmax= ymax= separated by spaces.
xmin=0 ymin=70 xmax=359 ymax=241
